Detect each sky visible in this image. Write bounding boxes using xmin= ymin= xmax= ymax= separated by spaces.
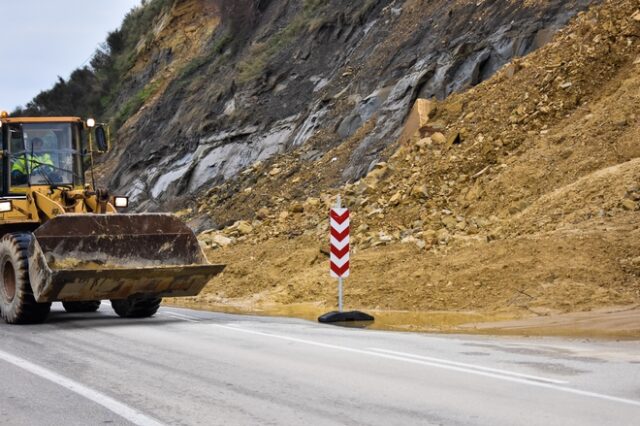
xmin=0 ymin=0 xmax=141 ymax=111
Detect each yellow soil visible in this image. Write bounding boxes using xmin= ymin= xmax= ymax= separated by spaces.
xmin=177 ymin=0 xmax=640 ymax=338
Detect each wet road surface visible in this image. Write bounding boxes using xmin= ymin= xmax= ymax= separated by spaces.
xmin=1 ymin=303 xmax=639 ymax=425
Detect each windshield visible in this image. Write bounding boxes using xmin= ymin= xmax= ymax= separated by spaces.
xmin=9 ymin=123 xmax=83 ymax=187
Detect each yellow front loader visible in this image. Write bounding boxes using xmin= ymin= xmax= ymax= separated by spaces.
xmin=0 ymin=113 xmax=224 ymax=324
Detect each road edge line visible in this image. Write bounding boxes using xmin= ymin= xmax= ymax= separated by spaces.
xmin=0 ymin=349 xmax=165 ymax=426
xmin=212 ymin=324 xmax=640 ymax=408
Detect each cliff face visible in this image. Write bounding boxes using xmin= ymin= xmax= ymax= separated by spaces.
xmin=100 ymin=0 xmax=597 ymax=215
xmin=187 ymin=0 xmax=640 ymax=323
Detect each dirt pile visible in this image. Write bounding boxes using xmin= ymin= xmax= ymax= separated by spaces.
xmin=99 ymin=0 xmax=595 ymax=212
xmin=179 ymin=0 xmax=640 ymax=329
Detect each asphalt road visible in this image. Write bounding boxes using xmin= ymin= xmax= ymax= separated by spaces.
xmin=1 ymin=303 xmax=639 ymax=426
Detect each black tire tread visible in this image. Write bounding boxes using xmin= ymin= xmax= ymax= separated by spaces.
xmin=111 ymin=296 xmax=161 ymax=318
xmin=0 ymin=233 xmax=51 ymax=324
xmin=62 ymin=300 xmax=101 ymax=313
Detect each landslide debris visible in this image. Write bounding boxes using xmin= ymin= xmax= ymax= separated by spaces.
xmin=17 ymin=0 xmax=598 ymax=212
xmin=185 ymin=0 xmax=640 ymax=326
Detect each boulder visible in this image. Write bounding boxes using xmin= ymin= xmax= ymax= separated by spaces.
xmin=378 ymin=232 xmax=393 ymax=243
xmin=211 ymin=234 xmax=234 ymax=247
xmin=366 ymin=163 xmax=389 ymax=182
xmin=304 ymin=197 xmax=321 ymax=208
xmin=415 ymin=138 xmax=431 ymax=149
xmin=444 ymin=101 xmax=463 ymax=115
xmin=441 ymin=216 xmax=457 ymax=229
xmin=397 ymin=99 xmax=437 ymax=145
xmin=401 ymin=236 xmax=417 ymax=244
xmin=411 ymin=185 xmax=429 ymax=199
xmin=389 ymin=192 xmax=403 ymax=206
xmin=235 ymin=220 xmax=253 ymax=234
xmin=256 ymin=207 xmax=270 ymax=220
xmin=422 ymin=229 xmax=437 ymax=243
xmin=436 ymin=228 xmax=451 ymax=242
xmin=503 ymin=62 xmax=520 ymax=78
xmin=357 ymin=223 xmax=370 ymax=233
xmin=431 ymin=132 xmax=446 ymax=144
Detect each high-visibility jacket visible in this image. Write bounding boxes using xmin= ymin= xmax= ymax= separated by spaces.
xmin=11 ymin=153 xmax=54 ymax=174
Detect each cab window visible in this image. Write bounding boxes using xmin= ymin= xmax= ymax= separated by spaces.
xmin=9 ymin=123 xmax=83 ymax=188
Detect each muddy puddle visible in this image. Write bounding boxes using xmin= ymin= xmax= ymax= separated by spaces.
xmin=459 ymin=307 xmax=640 ymax=340
xmin=164 ymin=300 xmax=516 ymax=333
xmin=163 ymin=300 xmax=640 ymax=339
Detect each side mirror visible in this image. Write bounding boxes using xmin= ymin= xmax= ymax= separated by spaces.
xmin=95 ymin=125 xmax=109 ymax=153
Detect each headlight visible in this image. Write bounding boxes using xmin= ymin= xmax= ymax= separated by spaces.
xmin=86 ymin=118 xmax=96 ymax=128
xmin=0 ymin=200 xmax=13 ymax=213
xmin=114 ymin=196 xmax=128 ymax=208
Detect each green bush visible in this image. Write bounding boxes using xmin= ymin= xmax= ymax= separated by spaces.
xmin=14 ymin=0 xmax=173 ymax=133
xmin=113 ymin=79 xmax=163 ymax=128
xmin=236 ymin=0 xmax=329 ymax=83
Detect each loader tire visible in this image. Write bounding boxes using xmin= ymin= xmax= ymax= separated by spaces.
xmin=111 ymin=296 xmax=161 ymax=318
xmin=62 ymin=300 xmax=101 ymax=313
xmin=0 ymin=233 xmax=51 ymax=324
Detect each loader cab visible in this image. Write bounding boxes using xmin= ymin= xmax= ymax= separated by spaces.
xmin=0 ymin=117 xmax=85 ymax=194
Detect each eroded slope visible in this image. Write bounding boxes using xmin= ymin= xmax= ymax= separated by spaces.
xmin=185 ymin=0 xmax=640 ymax=327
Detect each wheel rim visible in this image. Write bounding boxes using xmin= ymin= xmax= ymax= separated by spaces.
xmin=3 ymin=260 xmax=16 ymax=302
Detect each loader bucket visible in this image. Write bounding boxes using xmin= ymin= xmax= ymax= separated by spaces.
xmin=27 ymin=214 xmax=225 ymax=303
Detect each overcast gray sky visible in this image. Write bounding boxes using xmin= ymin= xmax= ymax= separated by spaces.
xmin=0 ymin=0 xmax=141 ymax=111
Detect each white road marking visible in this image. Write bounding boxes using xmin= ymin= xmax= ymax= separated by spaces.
xmin=368 ymin=347 xmax=567 ymax=384
xmin=160 ymin=312 xmax=200 ymax=323
xmin=0 ymin=349 xmax=165 ymax=426
xmin=213 ymin=324 xmax=640 ymax=408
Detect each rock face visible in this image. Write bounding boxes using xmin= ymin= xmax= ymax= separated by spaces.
xmin=101 ymin=0 xmax=598 ymax=212
xmin=193 ymin=0 xmax=640 ymax=316
xmin=396 ymin=99 xmax=436 ymax=146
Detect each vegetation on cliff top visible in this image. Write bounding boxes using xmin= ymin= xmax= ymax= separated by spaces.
xmin=12 ymin=0 xmax=172 ymax=122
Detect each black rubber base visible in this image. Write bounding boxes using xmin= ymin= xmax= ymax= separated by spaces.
xmin=318 ymin=311 xmax=375 ymax=323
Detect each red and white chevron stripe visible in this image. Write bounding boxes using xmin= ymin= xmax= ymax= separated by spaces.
xmin=330 ymin=207 xmax=350 ymax=278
